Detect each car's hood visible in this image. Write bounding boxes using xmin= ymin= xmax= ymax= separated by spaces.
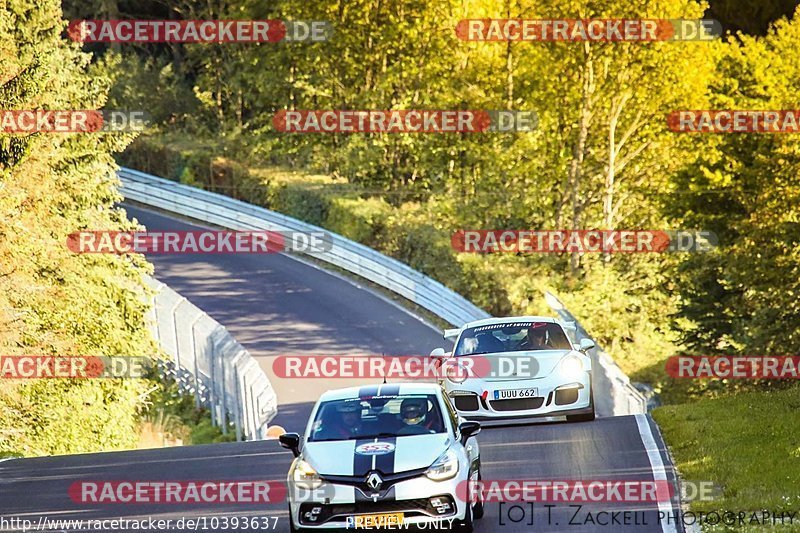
xmin=303 ymin=433 xmax=452 ymax=476
xmin=475 ymin=349 xmax=573 ymax=381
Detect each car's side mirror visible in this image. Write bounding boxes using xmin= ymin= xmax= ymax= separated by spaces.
xmin=458 ymin=421 xmax=481 ymax=444
xmin=579 ymin=338 xmax=596 ymax=353
xmin=430 ymin=348 xmax=447 ymax=357
xmin=279 ymin=432 xmax=301 ymax=457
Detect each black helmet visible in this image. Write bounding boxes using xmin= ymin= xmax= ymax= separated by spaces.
xmin=400 ymin=398 xmax=427 ymax=425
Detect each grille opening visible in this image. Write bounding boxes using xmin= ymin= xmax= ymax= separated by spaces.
xmin=453 ymin=394 xmax=479 ymax=411
xmin=490 ymin=397 xmax=544 ymax=411
xmin=299 ymin=496 xmax=456 ymax=525
xmin=554 ymin=388 xmax=579 ymax=405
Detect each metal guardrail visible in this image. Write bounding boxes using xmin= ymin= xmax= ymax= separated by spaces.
xmin=144 ymin=276 xmax=278 ymax=440
xmin=119 ymin=167 xmax=491 ymax=327
xmin=545 ymin=292 xmax=647 ymax=415
xmin=122 ymin=167 xmax=645 ymax=417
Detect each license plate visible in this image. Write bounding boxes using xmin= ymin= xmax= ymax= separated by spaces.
xmin=494 ymin=387 xmax=538 ymax=400
xmin=346 ymin=513 xmax=404 ymax=529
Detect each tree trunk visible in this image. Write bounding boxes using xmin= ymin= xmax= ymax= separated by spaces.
xmin=505 ymin=0 xmax=515 ymax=108
xmin=567 ymin=44 xmax=595 ymax=273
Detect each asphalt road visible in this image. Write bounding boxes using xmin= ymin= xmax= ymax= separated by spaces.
xmin=122 ymin=204 xmax=616 ymax=426
xmin=0 ymin=205 xmax=683 ymax=532
xmin=0 ymin=415 xmax=681 ymax=533
xmin=124 ymin=204 xmax=447 ymax=428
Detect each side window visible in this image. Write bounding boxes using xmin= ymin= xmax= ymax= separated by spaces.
xmin=548 ymin=324 xmax=572 ymax=349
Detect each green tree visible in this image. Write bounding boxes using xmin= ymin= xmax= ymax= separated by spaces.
xmin=0 ymin=0 xmax=154 ymax=456
xmin=669 ymin=8 xmax=800 ymax=355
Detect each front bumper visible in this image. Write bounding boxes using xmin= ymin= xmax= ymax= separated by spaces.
xmin=445 ymin=374 xmax=592 ymax=420
xmin=288 ymin=476 xmax=468 ymax=529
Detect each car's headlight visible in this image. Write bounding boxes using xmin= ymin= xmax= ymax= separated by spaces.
xmin=293 ymin=459 xmax=322 ymax=489
xmin=561 ymin=355 xmax=584 ymax=378
xmin=425 ymin=448 xmax=460 ymax=481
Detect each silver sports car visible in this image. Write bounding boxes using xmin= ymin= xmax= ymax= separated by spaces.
xmin=431 ymin=316 xmax=596 ymax=422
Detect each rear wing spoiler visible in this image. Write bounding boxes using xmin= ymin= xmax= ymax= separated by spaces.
xmin=557 ymin=320 xmax=579 ymax=343
xmin=443 ymin=328 xmax=461 ymax=341
xmin=559 ymin=320 xmax=577 ymax=332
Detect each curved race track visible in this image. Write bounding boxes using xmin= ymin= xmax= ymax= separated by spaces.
xmin=0 ymin=205 xmax=684 ymax=533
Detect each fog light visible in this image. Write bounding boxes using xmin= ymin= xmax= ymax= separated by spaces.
xmin=430 ymin=497 xmax=452 ymax=514
xmin=304 ymin=507 xmax=323 ymax=522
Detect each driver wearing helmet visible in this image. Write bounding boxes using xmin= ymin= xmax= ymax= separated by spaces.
xmin=519 ymin=326 xmax=548 ymax=350
xmin=398 ymin=397 xmax=432 ymax=434
xmin=329 ymin=402 xmax=363 ymax=438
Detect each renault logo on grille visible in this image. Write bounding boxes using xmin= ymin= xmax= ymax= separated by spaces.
xmin=366 ymin=472 xmax=383 ymax=491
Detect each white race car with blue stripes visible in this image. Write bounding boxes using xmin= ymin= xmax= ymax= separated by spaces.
xmin=280 ymin=383 xmax=483 ymax=531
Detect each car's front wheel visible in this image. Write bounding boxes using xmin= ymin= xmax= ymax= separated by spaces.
xmin=454 ymin=499 xmax=474 ymax=532
xmin=472 ymin=470 xmax=485 ymax=519
xmin=288 ymin=507 xmax=307 ymax=533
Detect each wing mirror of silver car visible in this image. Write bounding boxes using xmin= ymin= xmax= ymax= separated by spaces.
xmin=279 ymin=432 xmax=301 ymax=457
xmin=578 ymin=338 xmax=596 ymax=353
xmin=430 ymin=348 xmax=447 ymax=357
xmin=458 ymin=421 xmax=481 ymax=444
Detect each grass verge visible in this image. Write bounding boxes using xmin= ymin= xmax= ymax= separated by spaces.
xmin=139 ymin=370 xmax=237 ymax=447
xmin=653 ymin=386 xmax=800 ymax=531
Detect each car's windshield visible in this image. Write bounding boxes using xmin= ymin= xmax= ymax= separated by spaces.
xmin=454 ymin=321 xmax=572 ymax=355
xmin=308 ymin=394 xmax=446 ymax=442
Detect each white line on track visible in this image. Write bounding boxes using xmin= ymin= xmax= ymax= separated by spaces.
xmin=635 ymin=414 xmax=678 ymax=533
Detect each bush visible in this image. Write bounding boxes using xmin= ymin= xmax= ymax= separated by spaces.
xmin=120 ymin=137 xmax=187 ymax=181
xmin=141 ymin=370 xmax=237 ymax=445
xmin=116 ymin=134 xmax=683 ymax=393
xmin=270 ymin=182 xmax=331 ymax=227
xmin=326 ymin=197 xmax=391 ymax=247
